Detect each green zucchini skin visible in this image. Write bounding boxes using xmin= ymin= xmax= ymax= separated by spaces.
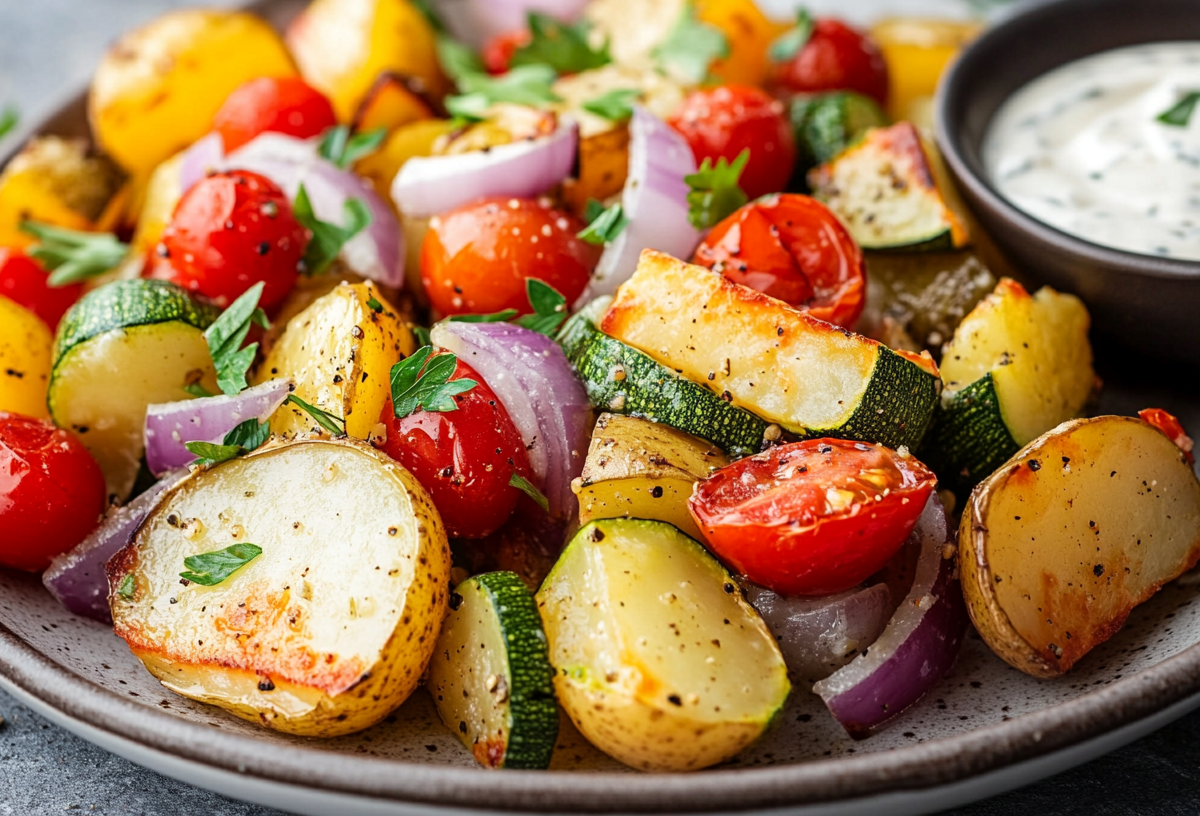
xmin=557 ymin=309 xmax=770 ymax=457
xmin=52 ymin=279 xmax=218 ymax=371
xmin=919 ymin=373 xmax=1019 ymax=494
xmin=465 ymin=571 xmax=559 ymax=770
xmin=790 ymin=91 xmax=890 ymax=184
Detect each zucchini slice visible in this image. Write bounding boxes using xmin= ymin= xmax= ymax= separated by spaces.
xmin=49 ymin=280 xmax=219 ymax=500
xmin=922 ymin=278 xmax=1093 ymax=493
xmin=427 ymin=571 xmax=559 ymax=770
xmin=537 ymin=519 xmax=790 ymax=772
xmin=790 ymin=90 xmax=889 ymax=180
xmin=558 ymin=298 xmax=772 ymax=456
xmin=808 ymin=121 xmax=968 ymax=251
xmin=600 ymin=251 xmax=941 ymax=450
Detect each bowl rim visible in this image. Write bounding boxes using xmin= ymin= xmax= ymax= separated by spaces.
xmin=934 ymin=0 xmax=1200 ymax=281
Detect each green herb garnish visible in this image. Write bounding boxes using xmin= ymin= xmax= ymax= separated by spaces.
xmin=769 ymin=9 xmax=814 ymax=62
xmin=447 ymin=308 xmax=520 ymax=323
xmin=651 ymin=6 xmax=730 ymax=84
xmin=367 ymin=294 xmax=384 ymax=313
xmin=684 ymin=149 xmax=750 ymax=230
xmin=293 ymin=182 xmax=371 ymax=277
xmin=437 ymin=35 xmax=485 ymax=82
xmin=446 ymin=64 xmax=561 ymax=121
xmin=413 ymin=325 xmax=433 ymax=346
xmin=509 ymin=472 xmax=549 ymax=512
xmin=185 ymin=418 xmax=271 ymax=466
xmin=1157 ymin=91 xmax=1200 ymax=128
xmin=582 ymin=88 xmax=640 ymax=122
xmin=318 ymin=125 xmax=387 ymax=169
xmin=116 ymin=574 xmax=135 ymax=600
xmin=577 ymin=202 xmax=628 ymax=245
xmin=390 ymin=346 xmax=477 ymax=417
xmin=0 ymin=106 xmax=17 ymax=140
xmin=203 ymin=282 xmax=269 ymax=397
xmin=180 ymin=543 xmax=263 ymax=587
xmin=510 ymin=13 xmax=611 ymax=74
xmin=515 ymin=279 xmax=570 ymax=336
xmin=285 ymin=394 xmax=346 ymax=435
xmin=583 ymin=198 xmax=607 ymax=224
xmin=18 ymin=222 xmax=128 ymax=287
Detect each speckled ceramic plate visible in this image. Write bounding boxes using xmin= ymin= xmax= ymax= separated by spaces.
xmin=5 ymin=1 xmax=1200 ymax=814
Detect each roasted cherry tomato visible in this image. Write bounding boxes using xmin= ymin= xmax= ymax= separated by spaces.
xmin=213 ymin=76 xmax=339 ymax=153
xmin=155 ymin=170 xmax=307 ymax=309
xmin=0 ymin=412 xmax=107 ymax=572
xmin=668 ymin=85 xmax=796 ymax=201
xmin=768 ymin=18 xmax=890 ymax=108
xmin=692 ymin=193 xmax=866 ymax=327
xmin=482 ymin=31 xmax=531 ymax=75
xmin=376 ymin=354 xmax=534 ymax=538
xmin=1140 ymin=408 xmax=1195 ymax=464
xmin=0 ymin=248 xmax=82 ymax=330
xmin=421 ymin=196 xmax=599 ymax=317
xmin=689 ymin=439 xmax=936 ymax=596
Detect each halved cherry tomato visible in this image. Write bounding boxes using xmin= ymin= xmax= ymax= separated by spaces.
xmin=155 ymin=170 xmax=307 ymax=309
xmin=0 ymin=248 xmax=82 ymax=330
xmin=1140 ymin=408 xmax=1195 ymax=464
xmin=692 ymin=193 xmax=866 ymax=327
xmin=482 ymin=31 xmax=531 ymax=75
xmin=689 ymin=439 xmax=936 ymax=596
xmin=213 ymin=77 xmax=339 ymax=153
xmin=421 ymin=196 xmax=599 ymax=318
xmin=376 ymin=355 xmax=534 ymax=539
xmin=768 ymin=18 xmax=890 ymax=108
xmin=0 ymin=412 xmax=107 ymax=572
xmin=668 ymin=85 xmax=796 ymax=201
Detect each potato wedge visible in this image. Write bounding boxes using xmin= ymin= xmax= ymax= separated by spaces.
xmin=0 ymin=295 xmax=53 ymax=418
xmin=537 ymin=519 xmax=790 ymax=771
xmin=108 ymin=437 xmax=451 ymax=736
xmin=573 ymin=413 xmax=728 ymax=540
xmin=257 ymin=282 xmax=414 ymax=440
xmin=961 ymin=415 xmax=1200 ymax=677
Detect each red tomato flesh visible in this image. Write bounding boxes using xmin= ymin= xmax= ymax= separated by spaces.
xmin=0 ymin=248 xmax=83 ymax=330
xmin=482 ymin=31 xmax=531 ymax=75
xmin=668 ymin=85 xmax=796 ymax=201
xmin=689 ymin=439 xmax=936 ymax=596
xmin=376 ymin=355 xmax=534 ymax=539
xmin=1140 ymin=408 xmax=1195 ymax=464
xmin=420 ymin=196 xmax=598 ymax=318
xmin=213 ymin=77 xmax=339 ymax=153
xmin=155 ymin=170 xmax=307 ymax=309
xmin=0 ymin=412 xmax=107 ymax=572
xmin=692 ymin=193 xmax=866 ymax=327
xmin=768 ymin=18 xmax=890 ymax=108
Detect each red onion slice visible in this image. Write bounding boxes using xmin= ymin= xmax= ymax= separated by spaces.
xmin=745 ymin=582 xmax=892 ymax=685
xmin=42 ymin=471 xmax=186 ymax=623
xmin=438 ymin=0 xmax=589 ymax=47
xmin=431 ymin=321 xmax=591 ymax=519
xmin=179 ymin=131 xmax=224 ymax=191
xmin=812 ymin=495 xmax=969 ymax=739
xmin=391 ymin=120 xmax=578 ymax=219
xmin=574 ymin=107 xmax=700 ymax=308
xmin=144 ymin=378 xmax=292 ymax=477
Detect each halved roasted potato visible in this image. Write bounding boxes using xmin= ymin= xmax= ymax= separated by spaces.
xmin=108 ymin=437 xmax=451 ymax=736
xmin=573 ymin=413 xmax=729 ymax=540
xmin=960 ymin=415 xmax=1200 ymax=677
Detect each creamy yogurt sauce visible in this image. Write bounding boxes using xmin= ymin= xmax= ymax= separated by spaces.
xmin=983 ymin=42 xmax=1200 ymax=261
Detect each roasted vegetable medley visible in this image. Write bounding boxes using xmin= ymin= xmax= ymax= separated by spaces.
xmin=2 ymin=0 xmax=1198 ymax=774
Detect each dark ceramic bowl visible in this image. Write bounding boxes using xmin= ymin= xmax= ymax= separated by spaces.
xmin=936 ymin=0 xmax=1200 ymax=365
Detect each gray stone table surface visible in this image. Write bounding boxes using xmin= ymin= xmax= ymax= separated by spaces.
xmin=3 ymin=1 xmax=1200 ymax=815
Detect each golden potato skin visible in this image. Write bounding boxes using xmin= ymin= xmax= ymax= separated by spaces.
xmin=0 ymin=296 xmax=52 ymax=418
xmin=89 ymin=9 xmax=297 ymax=174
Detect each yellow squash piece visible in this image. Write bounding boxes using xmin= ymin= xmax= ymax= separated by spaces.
xmin=0 ymin=296 xmax=52 ymax=418
xmin=870 ymin=18 xmax=981 ymax=122
xmin=355 ymin=119 xmax=452 ymax=204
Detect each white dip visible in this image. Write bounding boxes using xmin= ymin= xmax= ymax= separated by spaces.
xmin=983 ymin=42 xmax=1200 ymax=261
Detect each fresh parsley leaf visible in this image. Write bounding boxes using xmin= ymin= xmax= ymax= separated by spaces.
xmin=184 ymin=382 xmax=216 ymax=398
xmin=577 ymin=202 xmax=628 ymax=245
xmin=204 ymin=282 xmax=268 ymax=397
xmin=509 ymin=472 xmax=549 ymax=512
xmin=652 ymin=6 xmax=730 ymax=84
xmin=413 ymin=325 xmax=433 ymax=347
xmin=286 ymin=394 xmax=346 ymax=435
xmin=19 ymin=221 xmax=128 ymax=286
xmin=116 ymin=574 xmax=135 ymax=600
xmin=185 ymin=418 xmax=271 ymax=466
xmin=446 ymin=64 xmax=561 ymax=120
xmin=447 ymin=308 xmax=520 ymax=323
xmin=769 ymin=9 xmax=814 ymax=63
xmin=437 ymin=35 xmax=485 ymax=83
xmin=510 ymin=13 xmax=610 ymax=74
xmin=318 ymin=125 xmax=387 ymax=169
xmin=294 ymin=183 xmax=372 ymax=277
xmin=513 ymin=279 xmax=568 ymax=336
xmin=0 ymin=105 xmax=17 ymax=140
xmin=581 ymin=88 xmax=640 ymax=121
xmin=366 ymin=294 xmax=384 ymax=313
xmin=180 ymin=543 xmax=263 ymax=587
xmin=685 ymin=149 xmax=750 ymax=230
xmin=390 ymin=346 xmax=478 ymax=417
xmin=1157 ymin=91 xmax=1200 ymax=128
xmin=583 ymin=198 xmax=607 ymax=225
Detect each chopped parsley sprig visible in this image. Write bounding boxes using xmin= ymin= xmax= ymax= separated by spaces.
xmin=582 ymin=88 xmax=640 ymax=122
xmin=1157 ymin=91 xmax=1200 ymax=128
xmin=652 ymin=6 xmax=730 ymax=84
xmin=286 ymin=393 xmax=347 ymax=435
xmin=445 ymin=64 xmax=562 ymax=121
xmin=185 ymin=418 xmax=271 ymax=466
xmin=293 ymin=183 xmax=371 ymax=277
xmin=389 ymin=346 xmax=478 ymax=418
xmin=180 ymin=543 xmax=263 ymax=586
xmin=318 ymin=125 xmax=387 ymax=169
xmin=577 ymin=202 xmax=629 ymax=246
xmin=193 ymin=282 xmax=270 ymax=398
xmin=768 ymin=9 xmax=814 ymax=62
xmin=510 ymin=13 xmax=611 ymax=74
